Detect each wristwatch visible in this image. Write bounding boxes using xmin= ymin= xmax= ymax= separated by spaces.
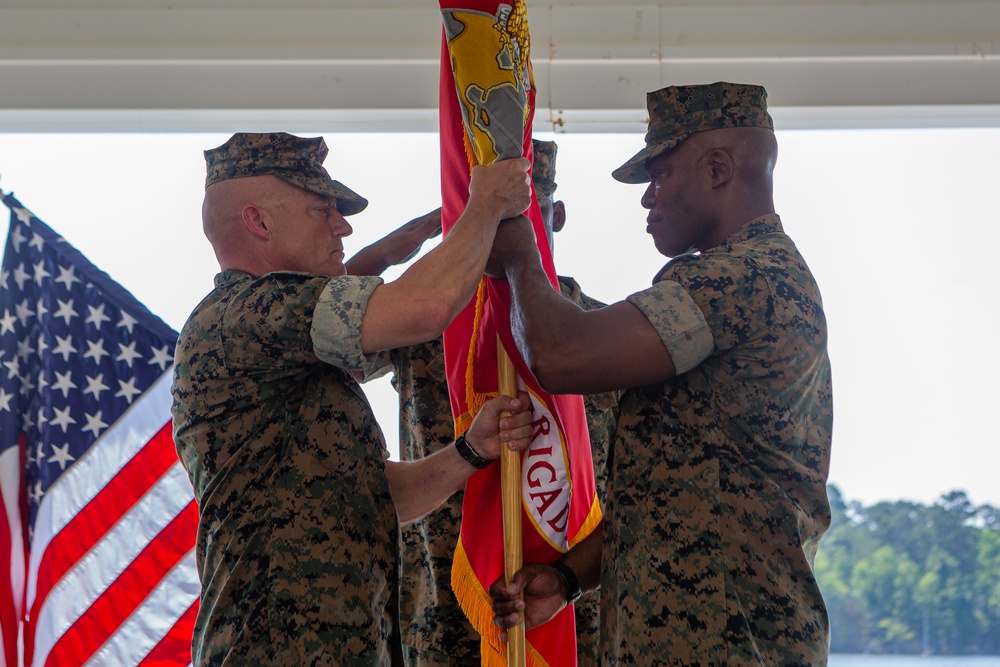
xmin=455 ymin=433 xmax=492 ymax=470
xmin=551 ymin=560 xmax=582 ymax=604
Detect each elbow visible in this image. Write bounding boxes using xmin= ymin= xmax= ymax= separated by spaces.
xmin=426 ymin=302 xmax=458 ymax=338
xmin=524 ymin=347 xmax=578 ymax=395
xmin=516 ymin=322 xmax=579 ymax=394
xmin=408 ymin=298 xmax=459 ymax=342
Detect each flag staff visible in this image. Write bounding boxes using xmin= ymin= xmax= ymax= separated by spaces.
xmin=497 ymin=336 xmax=526 ymax=667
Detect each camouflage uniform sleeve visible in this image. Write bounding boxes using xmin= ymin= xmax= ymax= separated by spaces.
xmin=222 ymin=272 xmax=336 ymax=372
xmin=626 ymin=278 xmax=714 ymax=375
xmin=310 ymin=274 xmax=391 ymax=376
xmin=664 ymin=252 xmax=776 ymax=354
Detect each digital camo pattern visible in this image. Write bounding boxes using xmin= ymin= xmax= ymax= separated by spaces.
xmin=604 ymin=215 xmax=833 ymax=665
xmin=613 ymin=82 xmax=774 ymax=184
xmin=557 ymin=276 xmax=620 ymax=667
xmin=203 ymin=132 xmax=368 ymax=215
xmin=393 ymin=280 xmax=618 ymax=666
xmin=312 ymin=275 xmax=392 ymax=379
xmin=171 ymin=269 xmax=402 ymax=667
xmin=391 ymin=338 xmax=481 ymax=664
xmin=531 ymin=139 xmax=558 ymax=197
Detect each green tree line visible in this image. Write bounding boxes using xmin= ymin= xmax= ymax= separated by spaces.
xmin=816 ymin=486 xmax=1000 ymax=654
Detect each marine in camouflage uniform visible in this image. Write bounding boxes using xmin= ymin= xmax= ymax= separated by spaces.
xmin=173 ymin=269 xmax=401 ymax=666
xmin=606 ymin=211 xmax=832 ymax=664
xmin=392 ymin=140 xmax=618 ymax=667
xmin=172 ymin=132 xmax=401 ymax=666
xmin=489 ymin=83 xmax=833 ymax=665
xmin=171 ymin=132 xmax=534 ymax=667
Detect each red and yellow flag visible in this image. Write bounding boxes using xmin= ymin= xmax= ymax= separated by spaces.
xmin=438 ymin=2 xmax=602 ymax=665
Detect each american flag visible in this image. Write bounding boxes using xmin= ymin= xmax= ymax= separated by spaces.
xmin=0 ymin=192 xmax=198 ymax=667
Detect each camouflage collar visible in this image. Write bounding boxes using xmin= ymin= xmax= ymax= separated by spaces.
xmin=652 ymin=213 xmax=784 ymax=284
xmin=214 ymin=269 xmax=254 ymax=287
xmin=714 ymin=213 xmax=784 ymax=250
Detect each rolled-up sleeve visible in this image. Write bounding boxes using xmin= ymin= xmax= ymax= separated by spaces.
xmin=627 ymin=279 xmax=714 ymax=375
xmin=310 ymin=275 xmax=391 ymax=377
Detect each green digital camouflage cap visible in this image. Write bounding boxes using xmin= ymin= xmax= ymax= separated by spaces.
xmin=612 ymin=81 xmax=774 ymax=184
xmin=531 ymin=139 xmax=558 ymax=198
xmin=204 ymin=132 xmax=369 ymax=216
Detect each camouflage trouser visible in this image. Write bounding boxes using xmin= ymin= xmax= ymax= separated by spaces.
xmin=401 ymin=645 xmax=480 ymax=667
xmin=575 ymin=590 xmax=601 ymax=667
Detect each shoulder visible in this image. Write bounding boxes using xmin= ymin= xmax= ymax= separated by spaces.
xmin=654 ymin=251 xmax=770 ymax=300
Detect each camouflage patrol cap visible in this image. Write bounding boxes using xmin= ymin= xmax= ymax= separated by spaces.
xmin=612 ymin=81 xmax=774 ymax=184
xmin=204 ymin=132 xmax=369 ymax=216
xmin=531 ymin=139 xmax=558 ymax=198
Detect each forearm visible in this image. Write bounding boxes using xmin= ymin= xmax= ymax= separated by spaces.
xmin=506 ymin=258 xmax=589 ymax=386
xmin=359 ymin=159 xmax=529 ymax=353
xmin=505 ymin=254 xmax=674 ymax=394
xmin=344 ymin=243 xmax=391 ymax=277
xmin=386 ymin=443 xmax=484 ymax=524
xmin=396 ymin=204 xmax=498 ymax=313
xmin=346 ymin=208 xmax=443 ymax=278
xmin=359 ymin=208 xmax=502 ymax=354
xmin=559 ymin=518 xmax=603 ymax=594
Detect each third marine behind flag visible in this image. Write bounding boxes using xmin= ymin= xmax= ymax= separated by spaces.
xmin=436 ymin=2 xmax=602 ymax=665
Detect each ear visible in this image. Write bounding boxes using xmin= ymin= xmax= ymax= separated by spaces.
xmin=707 ymin=149 xmax=734 ymax=188
xmin=552 ymin=200 xmax=566 ymax=233
xmin=242 ymin=204 xmax=271 ymax=241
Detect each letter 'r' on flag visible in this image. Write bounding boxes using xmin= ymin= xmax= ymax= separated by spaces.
xmin=437 ymin=2 xmax=602 ymax=666
xmin=0 ymin=192 xmax=198 ymax=667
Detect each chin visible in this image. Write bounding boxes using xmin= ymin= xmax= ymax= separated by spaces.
xmin=653 ymin=239 xmax=676 ymax=258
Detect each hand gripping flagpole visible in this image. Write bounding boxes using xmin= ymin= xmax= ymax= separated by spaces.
xmin=497 ymin=337 xmax=526 ymax=667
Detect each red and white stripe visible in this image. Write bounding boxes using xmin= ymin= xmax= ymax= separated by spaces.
xmin=12 ymin=371 xmax=198 ymax=667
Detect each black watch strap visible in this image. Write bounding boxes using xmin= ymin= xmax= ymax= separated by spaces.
xmin=455 ymin=433 xmax=492 ymax=470
xmin=552 ymin=560 xmax=582 ymax=604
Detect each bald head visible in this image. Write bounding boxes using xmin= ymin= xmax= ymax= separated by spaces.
xmin=201 ymin=174 xmax=351 ymax=277
xmin=204 ymin=175 xmax=278 ymax=240
xmin=202 ymin=175 xmax=303 ymax=273
xmin=683 ymin=126 xmax=776 ymax=184
xmin=677 ymin=126 xmax=777 ymax=220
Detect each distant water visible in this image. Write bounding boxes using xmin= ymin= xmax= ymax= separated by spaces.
xmin=830 ymin=656 xmax=1000 ymax=667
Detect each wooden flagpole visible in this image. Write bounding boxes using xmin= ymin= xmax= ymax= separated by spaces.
xmin=497 ymin=336 xmax=526 ymax=667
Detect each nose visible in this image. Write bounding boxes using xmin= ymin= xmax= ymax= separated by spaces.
xmin=640 ymin=182 xmax=655 ymax=210
xmin=332 ymin=211 xmax=353 ymax=237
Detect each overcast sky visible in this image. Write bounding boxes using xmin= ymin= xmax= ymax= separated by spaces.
xmin=2 ymin=128 xmax=998 ymax=509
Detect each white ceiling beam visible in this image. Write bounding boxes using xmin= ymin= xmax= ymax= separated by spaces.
xmin=0 ymin=1 xmax=997 ymax=132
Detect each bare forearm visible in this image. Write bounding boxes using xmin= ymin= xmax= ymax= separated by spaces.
xmin=397 ymin=205 xmax=499 ymax=313
xmin=346 ymin=207 xmax=443 ymax=278
xmin=386 ymin=443 xmax=479 ymax=524
xmin=360 ymin=208 xmax=501 ymax=353
xmin=506 ymin=259 xmax=674 ymax=393
xmin=560 ymin=518 xmax=603 ymax=594
xmin=359 ymin=158 xmax=531 ymax=354
xmin=505 ymin=258 xmax=588 ymax=386
xmin=387 ymin=391 xmax=533 ymax=524
xmin=345 ymin=244 xmax=391 ymax=277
